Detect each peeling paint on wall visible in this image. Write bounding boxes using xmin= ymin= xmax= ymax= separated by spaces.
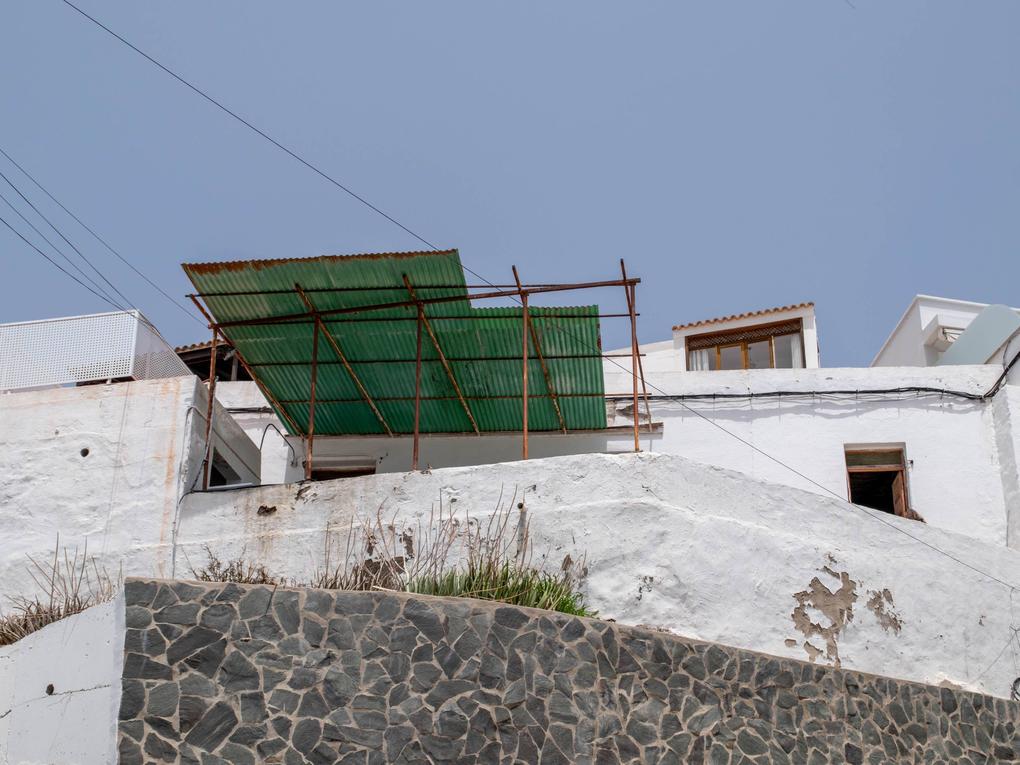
xmin=790 ymin=558 xmax=859 ymax=667
xmin=867 ymin=588 xmax=903 ymax=634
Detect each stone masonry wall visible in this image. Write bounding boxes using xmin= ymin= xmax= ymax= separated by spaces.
xmin=118 ymin=578 xmax=1020 ymax=764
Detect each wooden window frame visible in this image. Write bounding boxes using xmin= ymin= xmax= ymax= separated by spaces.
xmin=844 ymin=448 xmax=915 ymax=520
xmin=686 ymin=319 xmax=805 ymax=371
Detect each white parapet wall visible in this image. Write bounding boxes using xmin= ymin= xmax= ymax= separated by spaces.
xmin=221 ymin=364 xmax=1020 ymax=548
xmin=0 ymin=377 xmax=259 ymax=606
xmin=0 ymin=597 xmax=124 ymax=765
xmin=176 ymin=451 xmax=1020 ymax=698
xmin=601 ymin=364 xmax=1019 ymax=547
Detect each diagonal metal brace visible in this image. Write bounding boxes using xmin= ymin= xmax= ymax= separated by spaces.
xmin=402 ymin=275 xmax=480 ymax=435
xmin=294 ymin=283 xmax=394 ymax=436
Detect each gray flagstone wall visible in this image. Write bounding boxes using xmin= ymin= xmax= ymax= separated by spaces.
xmin=117 ymin=578 xmax=1020 ymax=764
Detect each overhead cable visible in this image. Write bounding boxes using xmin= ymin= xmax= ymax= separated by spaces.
xmin=0 ymin=143 xmax=204 ymax=325
xmin=0 ymin=208 xmax=127 ymax=310
xmin=58 ymin=0 xmax=1020 ymax=594
xmin=60 ymin=0 xmax=442 ymax=253
xmin=0 ymin=186 xmax=126 ymax=309
xmin=0 ymin=165 xmax=134 ymax=308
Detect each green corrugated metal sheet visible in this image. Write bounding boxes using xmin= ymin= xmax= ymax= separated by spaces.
xmin=182 ymin=250 xmax=607 ymax=435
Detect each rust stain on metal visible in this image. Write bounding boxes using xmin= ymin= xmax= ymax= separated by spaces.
xmin=790 ymin=559 xmax=858 ymax=668
xmin=866 ymin=588 xmax=903 ymax=634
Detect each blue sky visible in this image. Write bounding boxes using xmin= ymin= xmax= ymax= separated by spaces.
xmin=2 ymin=2 xmax=1019 ymax=365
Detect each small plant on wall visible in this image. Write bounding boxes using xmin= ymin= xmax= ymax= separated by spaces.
xmin=190 ymin=546 xmax=279 ymax=585
xmin=0 ymin=537 xmax=119 ymax=647
xmin=196 ymin=491 xmax=596 ymax=618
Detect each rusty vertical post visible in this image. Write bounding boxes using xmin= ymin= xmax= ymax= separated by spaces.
xmin=305 ymin=321 xmax=320 ymax=481
xmin=514 ymin=266 xmax=529 ymax=460
xmin=628 ymin=284 xmax=641 ymax=452
xmin=621 ymin=261 xmax=640 ymax=452
xmin=202 ymin=328 xmax=220 ymax=490
xmin=621 ymin=259 xmax=652 ymax=438
xmin=412 ymin=307 xmax=424 ymax=471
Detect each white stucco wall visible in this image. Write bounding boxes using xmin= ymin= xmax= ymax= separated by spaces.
xmin=0 ymin=377 xmax=257 ymax=606
xmin=173 ymin=451 xmax=1020 ymax=698
xmin=0 ymin=597 xmax=123 ymax=765
xmin=217 ymin=363 xmax=1020 ymax=548
xmin=601 ymin=364 xmax=1017 ymax=546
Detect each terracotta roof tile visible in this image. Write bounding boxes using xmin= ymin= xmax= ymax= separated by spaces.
xmin=672 ymin=302 xmax=814 ymax=331
xmin=175 ymin=339 xmax=234 ymax=353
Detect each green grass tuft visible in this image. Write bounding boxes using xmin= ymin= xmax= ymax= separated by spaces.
xmin=407 ymin=560 xmax=596 ymax=617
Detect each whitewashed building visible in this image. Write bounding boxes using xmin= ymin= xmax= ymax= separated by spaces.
xmin=873 ymin=294 xmax=1020 ymax=368
xmin=2 ymin=262 xmax=1020 ymax=700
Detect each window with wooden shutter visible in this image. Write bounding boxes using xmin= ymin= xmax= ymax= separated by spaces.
xmin=844 ymin=447 xmax=923 ymax=522
xmin=685 ymin=319 xmax=805 ymax=370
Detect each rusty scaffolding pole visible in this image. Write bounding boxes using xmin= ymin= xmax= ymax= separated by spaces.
xmin=188 ymin=294 xmax=303 ymax=437
xmin=620 ymin=259 xmax=653 ymax=439
xmin=188 ymin=271 xmax=649 ymax=464
xmin=412 ymin=306 xmax=424 ymax=470
xmin=403 ymin=275 xmax=480 ymax=435
xmin=512 ymin=267 xmax=530 ymax=459
xmin=207 ymin=278 xmax=640 ymax=330
xmin=513 ymin=266 xmax=567 ymax=434
xmin=306 ymin=321 xmax=320 ymax=480
xmin=294 ymin=284 xmax=394 ymax=438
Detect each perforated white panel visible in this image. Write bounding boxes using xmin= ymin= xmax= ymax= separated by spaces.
xmin=0 ymin=311 xmax=190 ymax=391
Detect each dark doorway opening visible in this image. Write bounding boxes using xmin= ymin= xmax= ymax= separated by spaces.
xmin=844 ymin=448 xmax=920 ymax=521
xmin=847 ymin=470 xmax=902 ymax=515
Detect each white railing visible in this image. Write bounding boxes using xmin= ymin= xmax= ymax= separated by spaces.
xmin=0 ymin=310 xmax=191 ymax=391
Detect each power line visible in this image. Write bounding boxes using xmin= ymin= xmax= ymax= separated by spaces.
xmin=450 ymin=274 xmax=1020 ymax=591
xmin=476 ymin=268 xmax=1020 ymax=591
xmin=0 ymin=164 xmax=134 ymax=309
xmin=60 ymin=0 xmax=442 ymax=254
xmin=0 ymin=195 xmax=171 ymax=340
xmin=0 ymin=208 xmax=126 ymax=310
xmin=0 ymin=144 xmax=204 ymax=326
xmin=0 ymin=186 xmax=126 ymax=310
xmin=56 ymin=0 xmax=1020 ymax=593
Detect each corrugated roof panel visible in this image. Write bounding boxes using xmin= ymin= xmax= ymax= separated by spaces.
xmin=183 ymin=250 xmax=607 ymax=435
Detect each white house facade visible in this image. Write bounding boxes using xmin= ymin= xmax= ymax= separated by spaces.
xmin=2 ymin=270 xmax=1020 ymax=705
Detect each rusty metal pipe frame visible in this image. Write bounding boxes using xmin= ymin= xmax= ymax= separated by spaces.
xmin=245 ymin=352 xmax=643 ymax=367
xmin=180 ymin=312 xmax=638 ymax=327
xmin=188 ymin=294 xmax=304 ymax=437
xmin=620 ymin=259 xmax=652 ymax=445
xmin=412 ymin=307 xmax=423 ymax=470
xmin=403 ymin=275 xmax=480 ymax=435
xmin=305 ymin=321 xmax=320 ymax=480
xmin=275 ymin=393 xmax=610 ymax=404
xmin=627 ymin=281 xmax=640 ymax=453
xmin=189 ymin=281 xmax=635 ymax=298
xmin=620 ymin=260 xmax=653 ymax=434
xmin=294 ymin=284 xmax=395 ymax=437
xmin=204 ymin=277 xmax=640 ymax=329
xmin=513 ymin=265 xmax=566 ymax=434
xmin=514 ymin=268 xmax=530 ymax=460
